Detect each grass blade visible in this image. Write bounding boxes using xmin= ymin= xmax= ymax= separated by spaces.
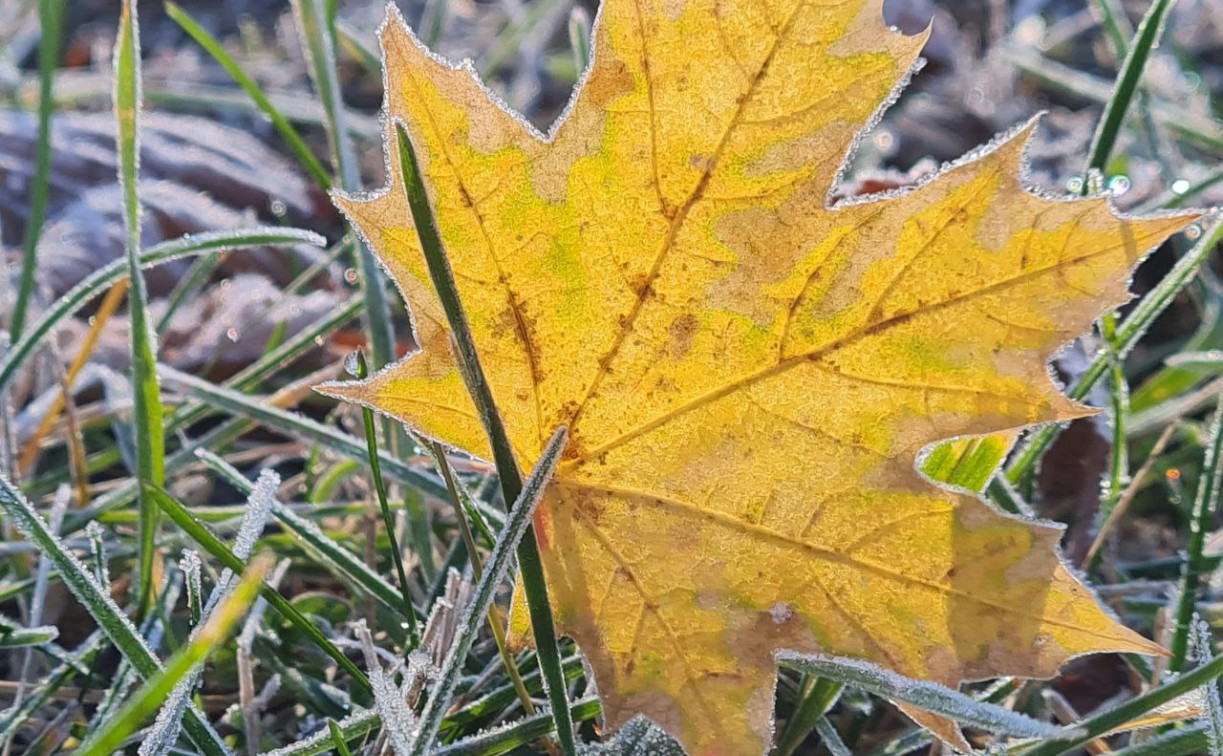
xmin=409 ymin=426 xmax=568 ymax=756
xmin=1021 ymin=653 xmax=1223 ymax=756
xmin=9 ymin=0 xmax=64 ymax=341
xmin=395 ymin=120 xmax=577 ymax=755
xmin=157 ymin=364 xmax=448 ymax=500
xmin=1008 ymin=217 xmax=1221 ymax=486
xmin=353 ymin=350 xmax=418 ymax=642
xmin=193 ymin=448 xmax=421 ymax=624
xmin=74 ymin=556 xmax=270 ymax=756
xmin=292 ymin=0 xmax=396 ymax=374
xmin=164 ymin=1 xmax=331 ymax=188
xmin=0 ymin=475 xmax=231 ymax=756
xmin=1083 ymin=0 xmax=1177 ymax=180
xmin=781 ymin=654 xmax=1069 ymax=738
xmin=0 ymin=227 xmax=326 ymax=397
xmin=143 ymin=483 xmax=374 ymax=695
xmin=116 ymin=0 xmax=167 ymax=621
xmin=1169 ymin=396 xmax=1223 ymax=671
xmin=432 ymin=700 xmax=602 ymax=756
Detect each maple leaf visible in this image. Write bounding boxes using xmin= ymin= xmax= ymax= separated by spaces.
xmin=319 ymin=1 xmax=1197 ymax=754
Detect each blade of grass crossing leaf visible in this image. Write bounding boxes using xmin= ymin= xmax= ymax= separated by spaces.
xmin=143 ymin=483 xmax=374 ymax=695
xmin=1022 ymin=653 xmax=1223 ymax=756
xmin=396 ymin=121 xmax=577 ymax=756
xmin=116 ymin=0 xmax=167 ymax=621
xmin=1170 ymin=396 xmax=1223 ymax=671
xmin=10 ymin=0 xmax=64 ymax=341
xmin=0 ymin=476 xmax=231 ymax=756
xmin=780 ymin=655 xmax=1068 ymax=738
xmin=0 ymin=227 xmax=326 ymax=397
xmin=1008 ymin=217 xmax=1222 ymax=486
xmin=1083 ymin=0 xmax=1177 ymax=180
xmin=74 ymin=557 xmax=270 ymax=756
xmin=408 ymin=426 xmax=568 ymax=756
xmin=354 ymin=350 xmax=418 ymax=642
xmin=165 ymin=2 xmax=331 ymax=188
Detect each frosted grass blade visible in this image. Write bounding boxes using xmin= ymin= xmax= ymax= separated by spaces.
xmin=408 ymin=426 xmax=568 ymax=756
xmin=0 ymin=475 xmax=231 ymax=756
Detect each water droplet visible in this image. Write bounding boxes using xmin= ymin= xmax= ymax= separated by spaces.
xmin=344 ymin=351 xmax=361 ymax=377
xmin=1107 ymin=174 xmax=1130 ymax=196
xmin=270 ymin=199 xmax=287 ymax=216
xmin=1066 ymin=177 xmax=1084 ymax=193
xmin=344 ymin=268 xmax=359 ymax=284
xmin=1172 ymin=178 xmax=1191 ymax=195
xmin=1187 ymin=224 xmax=1203 ymax=240
xmin=226 ymin=328 xmax=239 ymax=342
xmin=219 ymin=279 xmax=232 ymax=290
xmin=314 ymin=335 xmax=325 ymax=347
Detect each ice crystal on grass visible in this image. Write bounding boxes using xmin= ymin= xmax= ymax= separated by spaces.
xmin=780 ymin=653 xmax=1072 ymax=738
xmin=355 ymin=620 xmax=419 ymax=756
xmin=180 ymin=549 xmax=203 ymax=624
xmin=1192 ymin=615 xmax=1223 ymax=756
xmin=576 ymin=717 xmax=685 ymax=756
xmin=203 ymin=468 xmax=276 ymax=617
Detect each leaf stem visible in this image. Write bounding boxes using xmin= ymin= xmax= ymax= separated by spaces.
xmin=394 ymin=120 xmax=577 ymax=756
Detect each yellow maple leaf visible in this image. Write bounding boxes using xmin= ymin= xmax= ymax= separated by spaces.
xmin=319 ymin=2 xmax=1197 ymax=753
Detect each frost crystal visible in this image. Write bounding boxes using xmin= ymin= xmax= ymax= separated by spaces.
xmin=354 ymin=620 xmax=419 ymax=756
xmin=779 ymin=653 xmax=1070 ymax=738
xmin=1192 ymin=615 xmax=1223 ymax=756
xmin=203 ymin=468 xmax=277 ymax=618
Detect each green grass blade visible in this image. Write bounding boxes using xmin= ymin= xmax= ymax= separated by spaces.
xmin=0 ymin=227 xmax=325 ymax=396
xmin=432 ymin=699 xmax=602 ymax=756
xmin=396 ymin=120 xmax=577 ymax=756
xmin=1083 ymin=0 xmax=1177 ymax=179
xmin=354 ymin=350 xmax=418 ymax=641
xmin=775 ymin=677 xmax=843 ymax=756
xmin=292 ymin=0 xmax=396 ymax=374
xmin=115 ymin=0 xmax=167 ymax=620
xmin=1110 ymin=724 xmax=1208 ymax=756
xmin=327 ymin=719 xmax=355 ymax=756
xmin=157 ymin=364 xmax=448 ymax=500
xmin=164 ymin=1 xmax=331 ymax=189
xmin=1008 ymin=217 xmax=1221 ymax=485
xmin=143 ymin=484 xmax=374 ymax=695
xmin=409 ymin=427 xmax=568 ymax=756
xmin=1021 ymin=653 xmax=1223 ymax=756
xmin=74 ymin=557 xmax=270 ymax=756
xmin=9 ymin=0 xmax=64 ymax=341
xmin=0 ymin=476 xmax=231 ymax=756
xmin=1169 ymin=395 xmax=1223 ymax=671
xmin=193 ymin=448 xmax=420 ymax=623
